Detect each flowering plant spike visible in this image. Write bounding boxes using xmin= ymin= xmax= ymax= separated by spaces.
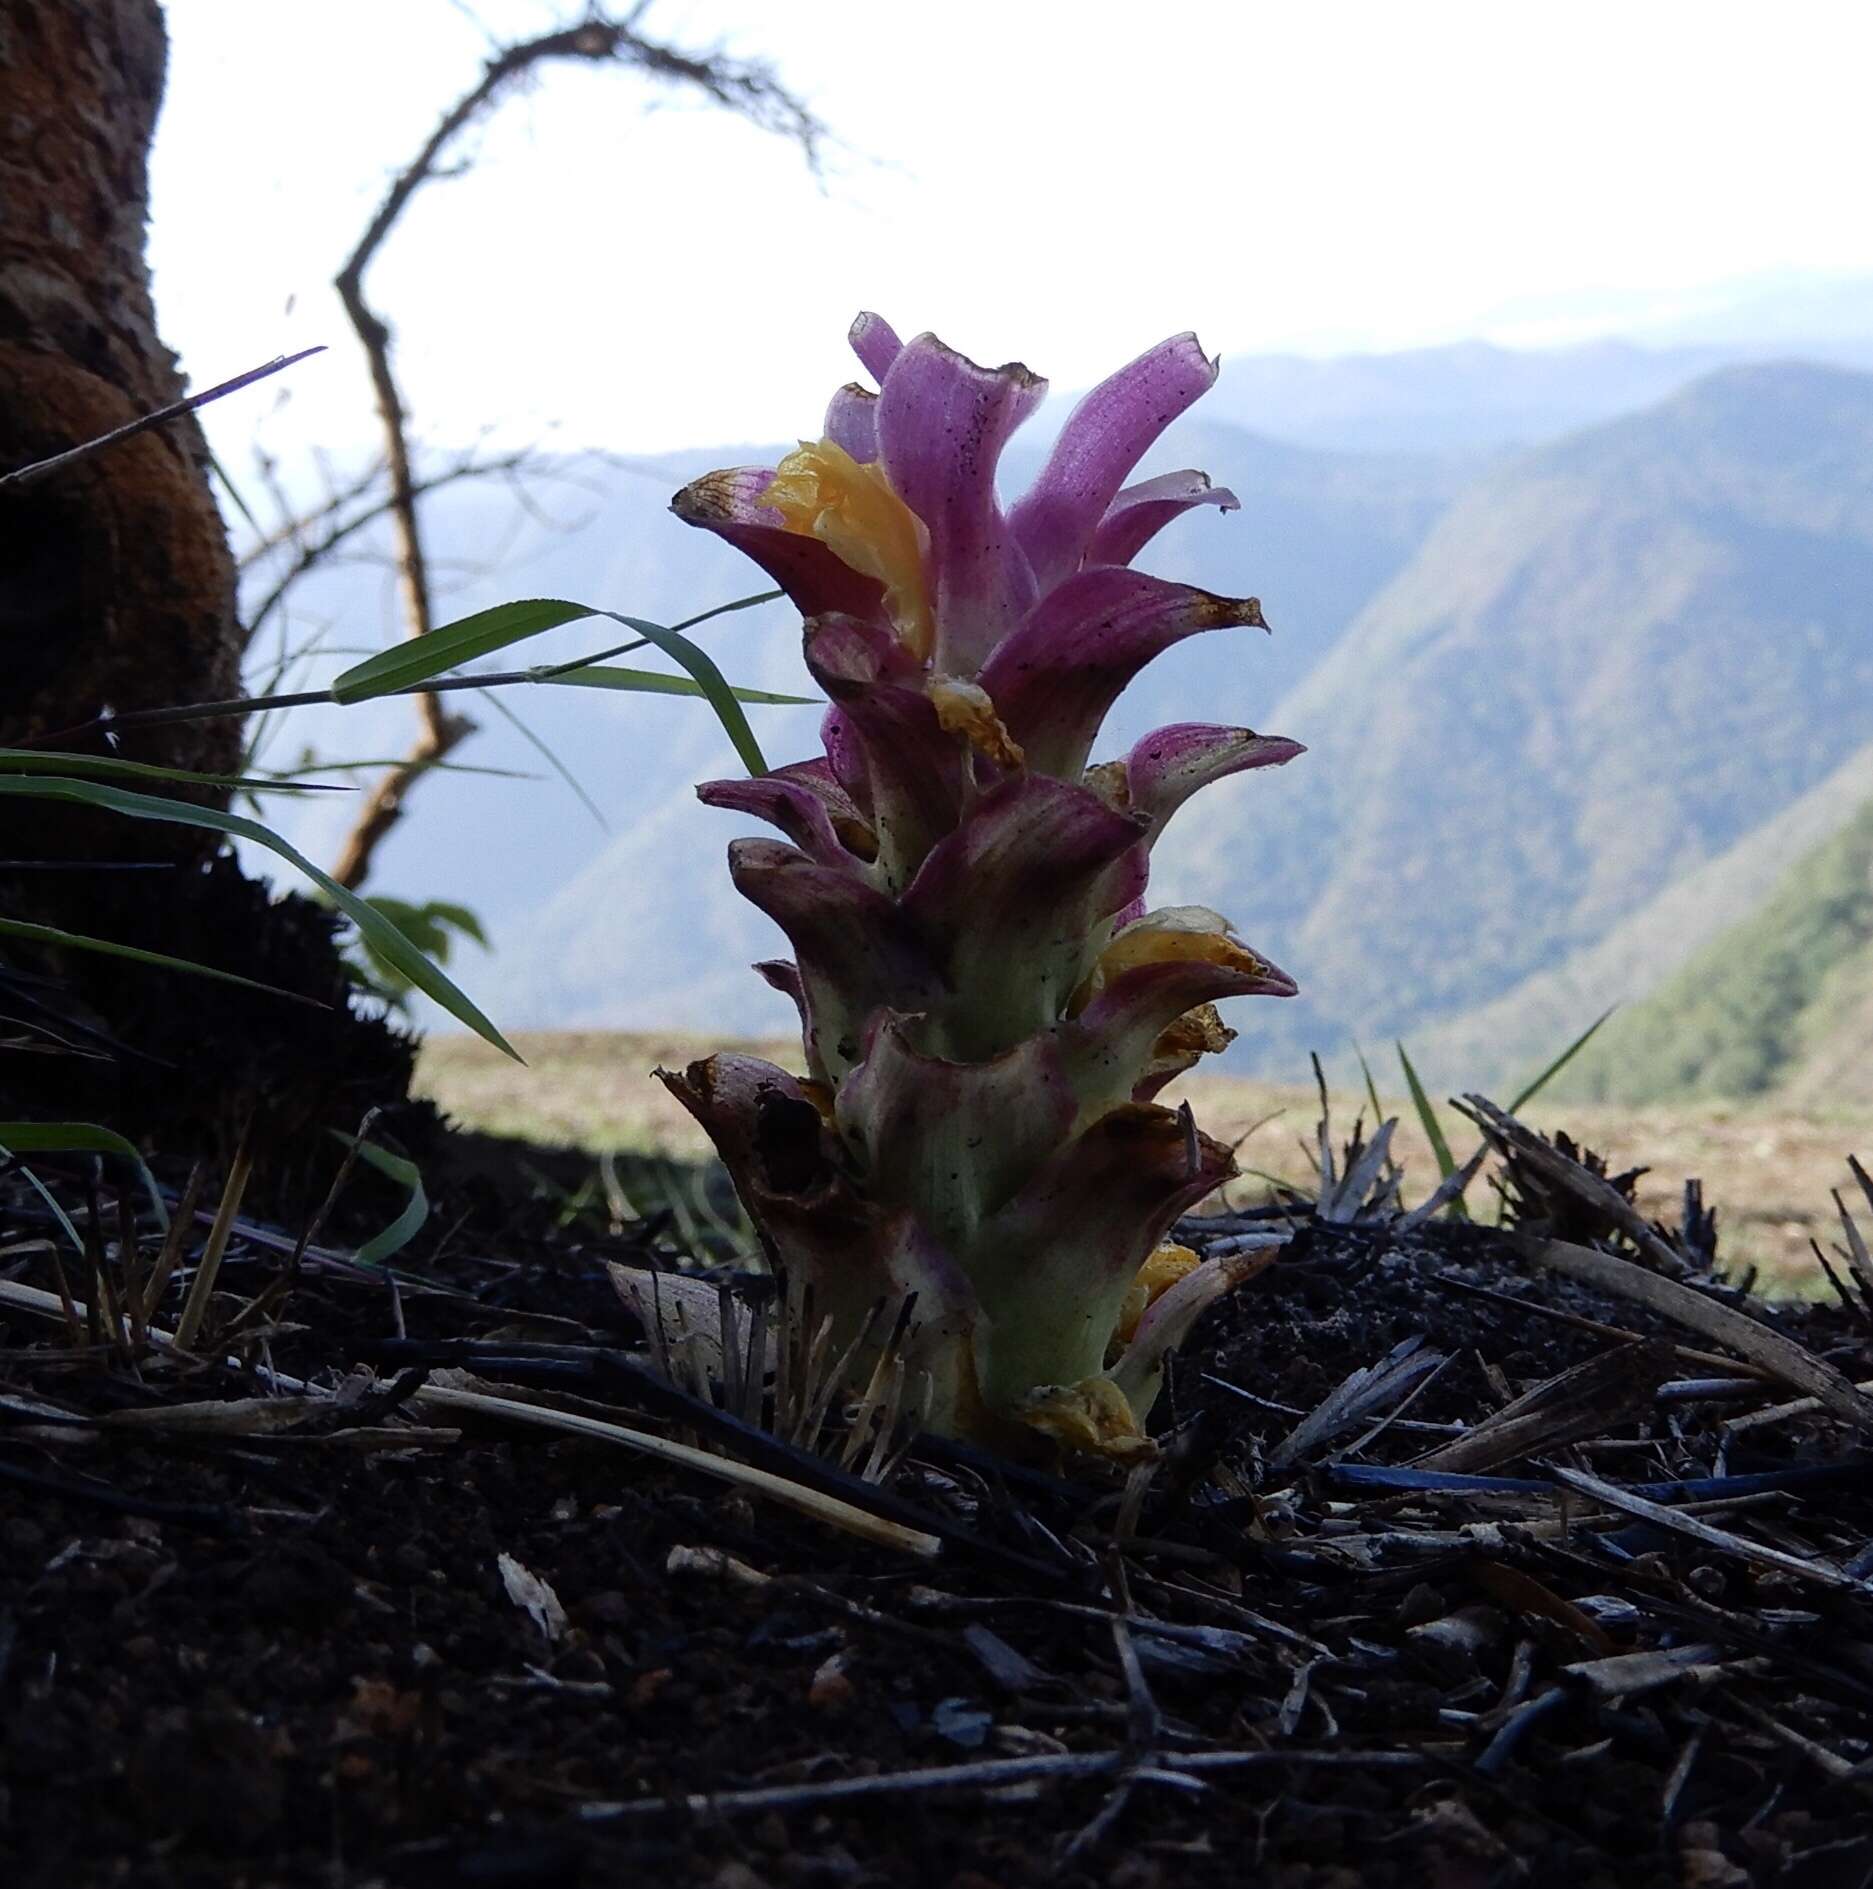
xmin=664 ymin=316 xmax=1303 ymax=1458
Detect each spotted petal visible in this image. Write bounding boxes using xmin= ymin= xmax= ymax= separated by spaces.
xmin=1118 ymin=724 xmax=1306 ymax=841
xmin=825 ymin=383 xmax=880 ymax=463
xmin=805 ymin=613 xmax=970 ymax=888
xmin=837 ymin=1013 xmax=1076 ymax=1259
xmin=1061 ymin=929 xmax=1297 ymax=1121
xmin=697 ymin=773 xmax=867 ymax=873
xmin=1086 ymin=470 xmax=1240 ymax=570
xmin=672 ymin=467 xmax=889 ymax=625
xmin=1009 ymin=334 xmax=1220 ymax=590
xmin=970 ymin=1104 xmax=1235 ymax=1407
xmin=978 ymin=569 xmax=1268 ymax=781
xmin=876 ymin=334 xmax=1048 ymax=675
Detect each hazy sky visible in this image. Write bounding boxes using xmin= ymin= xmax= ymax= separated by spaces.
xmin=149 ymin=0 xmax=1873 ymax=458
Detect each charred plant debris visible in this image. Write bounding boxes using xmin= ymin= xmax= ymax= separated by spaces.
xmin=1 ymin=1096 xmax=1870 ymax=1884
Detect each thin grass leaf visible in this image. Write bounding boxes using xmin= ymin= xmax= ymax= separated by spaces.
xmin=474 ymin=687 xmax=608 ymax=834
xmin=0 ymin=748 xmax=345 ymax=794
xmin=260 ymin=758 xmax=539 ymax=781
xmin=209 ymin=449 xmax=265 ymax=540
xmin=331 ymin=1132 xmax=430 ymax=1266
xmin=671 ymin=587 xmax=785 ymax=633
xmin=0 ymin=1122 xmax=167 ymax=1230
xmin=1507 ymin=1006 xmax=1618 ymax=1113
xmin=1354 ymin=1042 xmax=1386 ymax=1131
xmin=541 ymin=664 xmax=812 ymax=706
xmin=0 ymin=917 xmax=326 ymax=1008
xmin=1397 ymin=1039 xmax=1468 ymax=1221
xmin=331 ymin=599 xmax=776 ymax=777
xmin=0 ymin=777 xmax=519 ymax=1061
xmin=46 ymin=600 xmax=801 ymax=755
xmin=331 ymin=599 xmax=593 ymax=700
xmin=605 ymin=615 xmax=771 ymax=777
xmin=6 ymin=1160 xmax=85 ymax=1254
xmin=1 ymin=347 xmax=325 ymax=493
xmin=534 ymin=586 xmax=785 ymax=675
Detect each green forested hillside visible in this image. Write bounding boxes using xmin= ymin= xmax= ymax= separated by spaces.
xmin=1416 ymin=739 xmax=1873 ymax=1092
xmin=1553 ymin=797 xmax=1873 ymax=1106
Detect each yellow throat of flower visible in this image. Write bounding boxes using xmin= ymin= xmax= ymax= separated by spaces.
xmin=764 ymin=438 xmax=934 ymax=660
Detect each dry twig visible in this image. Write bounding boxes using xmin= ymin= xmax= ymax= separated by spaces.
xmin=325 ymin=10 xmax=822 ymax=888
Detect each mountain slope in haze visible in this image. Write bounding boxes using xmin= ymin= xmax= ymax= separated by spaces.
xmin=255 ymin=318 xmax=1873 ymax=935
xmin=1199 ymin=333 xmax=1873 ymax=453
xmin=470 ymin=424 xmax=1466 ymax=1034
xmin=1415 ymin=740 xmax=1873 ymax=1093
xmin=1543 ymin=793 xmax=1873 ymax=1108
xmin=1155 ymin=361 xmax=1873 ymax=1082
xmin=252 ymin=424 xmax=1460 ymax=1033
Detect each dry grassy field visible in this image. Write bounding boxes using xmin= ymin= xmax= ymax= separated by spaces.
xmin=417 ymin=1030 xmax=1873 ymax=1296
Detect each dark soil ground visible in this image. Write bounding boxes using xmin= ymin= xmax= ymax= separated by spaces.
xmin=2 ymin=1126 xmax=1872 ymax=1889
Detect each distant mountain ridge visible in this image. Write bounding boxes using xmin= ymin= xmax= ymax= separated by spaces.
xmin=264 ymin=419 xmax=1470 ymax=985
xmin=1198 ymin=333 xmax=1873 ymax=453
xmin=1153 ymin=360 xmax=1873 ymax=1083
xmin=455 ymin=419 xmax=1468 ymax=1034
xmin=244 ymin=339 xmax=1873 ymax=1099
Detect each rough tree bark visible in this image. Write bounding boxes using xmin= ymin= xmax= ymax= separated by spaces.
xmin=0 ymin=0 xmax=242 ymax=796
xmin=0 ymin=1 xmax=416 ymax=1166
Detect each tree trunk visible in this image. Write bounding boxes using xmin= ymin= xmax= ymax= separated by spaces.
xmin=0 ymin=2 xmax=420 ymax=1170
xmin=0 ymin=0 xmax=242 ymax=797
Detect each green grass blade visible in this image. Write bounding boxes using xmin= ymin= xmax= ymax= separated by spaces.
xmin=1353 ymin=1042 xmax=1386 ymax=1128
xmin=541 ymin=664 xmax=812 ymax=706
xmin=0 ymin=748 xmax=345 ymax=794
xmin=4 ymin=1157 xmax=85 ymax=1252
xmin=259 ymin=758 xmax=539 ymax=781
xmin=209 ymin=449 xmax=264 ymax=540
xmin=534 ymin=586 xmax=785 ymax=675
xmin=332 ymin=598 xmax=779 ymax=777
xmin=1396 ymin=1039 xmax=1468 ymax=1219
xmin=0 ymin=916 xmax=326 ymax=1008
xmin=0 ymin=1121 xmax=168 ymax=1230
xmin=1507 ymin=1006 xmax=1618 ymax=1114
xmin=330 ymin=599 xmax=592 ymax=702
xmin=0 ymin=776 xmax=519 ymax=1061
xmin=331 ymin=1132 xmax=430 ymax=1267
xmin=606 ymin=615 xmax=771 ymax=777
xmin=672 ymin=588 xmax=785 ymax=633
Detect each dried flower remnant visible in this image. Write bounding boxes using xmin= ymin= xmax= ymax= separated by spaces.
xmin=663 ymin=315 xmax=1303 ymax=1458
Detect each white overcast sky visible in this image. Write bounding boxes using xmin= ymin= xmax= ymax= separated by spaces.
xmin=149 ymin=0 xmax=1873 ymax=458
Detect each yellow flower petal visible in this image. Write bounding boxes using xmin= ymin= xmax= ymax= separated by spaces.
xmin=1016 ymin=1375 xmax=1159 ymax=1464
xmin=764 ymin=438 xmax=933 ymax=660
xmin=928 ymin=677 xmax=1024 ymax=768
xmin=1141 ymin=1003 xmax=1237 ymax=1090
xmin=1070 ymin=906 xmax=1277 ymax=1014
xmin=1112 ymin=1242 xmax=1202 ymax=1350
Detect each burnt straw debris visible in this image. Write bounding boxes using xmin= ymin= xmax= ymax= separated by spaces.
xmin=2 ymin=1103 xmax=1871 ymax=1886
